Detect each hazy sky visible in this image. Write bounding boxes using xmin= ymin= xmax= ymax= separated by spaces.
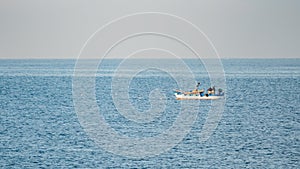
xmin=0 ymin=0 xmax=299 ymax=59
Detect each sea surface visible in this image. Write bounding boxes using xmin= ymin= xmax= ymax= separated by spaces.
xmin=0 ymin=59 xmax=299 ymax=168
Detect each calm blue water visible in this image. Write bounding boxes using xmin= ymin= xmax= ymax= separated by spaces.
xmin=0 ymin=59 xmax=299 ymax=168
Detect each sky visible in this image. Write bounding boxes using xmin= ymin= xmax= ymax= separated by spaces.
xmin=0 ymin=0 xmax=299 ymax=59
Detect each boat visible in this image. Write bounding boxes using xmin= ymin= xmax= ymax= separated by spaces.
xmin=174 ymin=88 xmax=224 ymax=100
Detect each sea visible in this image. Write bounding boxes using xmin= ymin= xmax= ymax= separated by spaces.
xmin=0 ymin=58 xmax=299 ymax=168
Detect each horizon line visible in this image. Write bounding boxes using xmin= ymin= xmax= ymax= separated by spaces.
xmin=0 ymin=57 xmax=299 ymax=60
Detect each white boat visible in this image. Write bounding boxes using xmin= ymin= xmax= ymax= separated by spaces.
xmin=174 ymin=89 xmax=224 ymax=100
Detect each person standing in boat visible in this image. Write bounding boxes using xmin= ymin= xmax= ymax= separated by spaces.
xmin=195 ymin=82 xmax=201 ymax=91
xmin=218 ymin=88 xmax=223 ymax=95
xmin=192 ymin=82 xmax=201 ymax=94
xmin=195 ymin=82 xmax=204 ymax=96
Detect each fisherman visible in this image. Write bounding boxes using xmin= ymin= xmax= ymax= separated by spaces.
xmin=207 ymin=87 xmax=213 ymax=95
xmin=195 ymin=82 xmax=201 ymax=91
xmin=218 ymin=88 xmax=223 ymax=95
xmin=195 ymin=82 xmax=205 ymax=96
